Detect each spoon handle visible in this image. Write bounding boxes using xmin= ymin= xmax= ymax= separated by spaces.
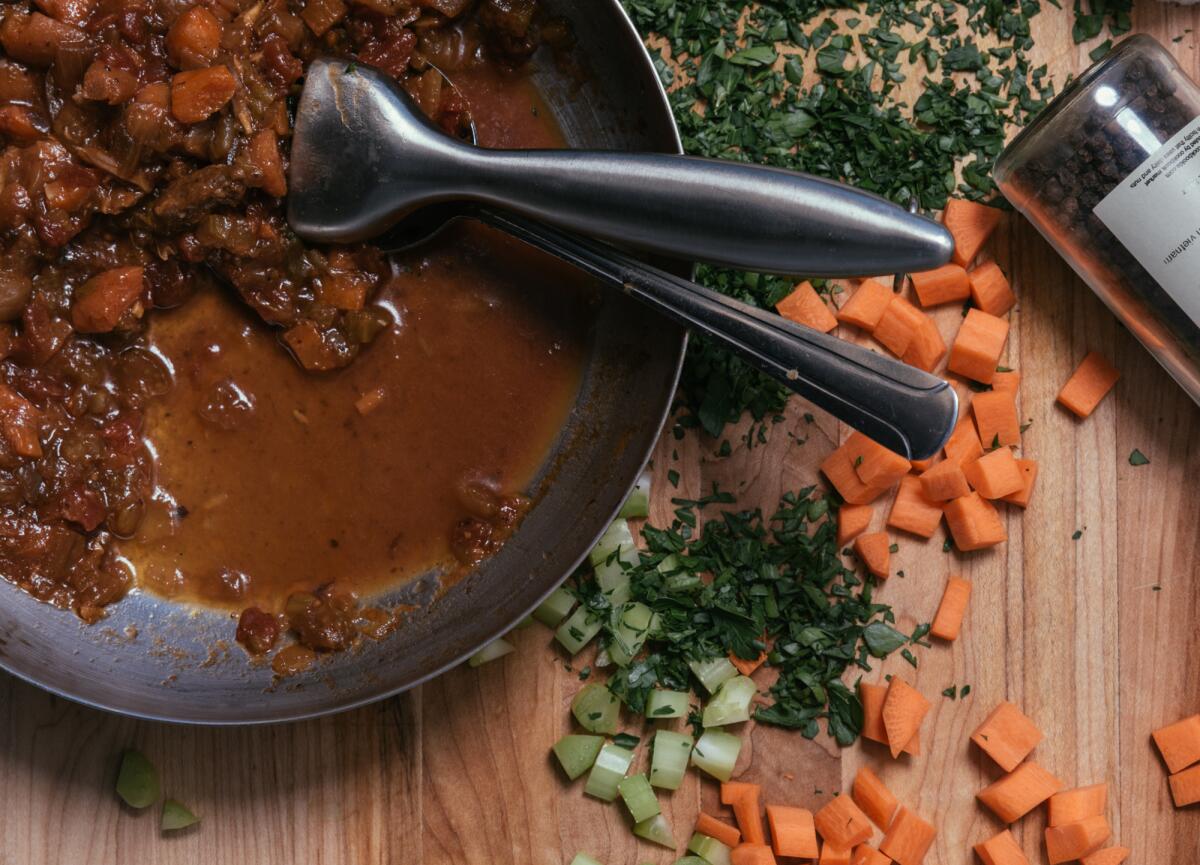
xmin=476 ymin=207 xmax=958 ymax=460
xmin=462 ymin=150 xmax=953 ymax=277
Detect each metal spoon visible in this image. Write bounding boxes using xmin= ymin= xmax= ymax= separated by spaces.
xmin=287 ymin=59 xmax=959 ymax=458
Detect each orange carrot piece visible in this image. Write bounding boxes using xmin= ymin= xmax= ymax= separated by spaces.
xmin=767 ymin=805 xmax=819 ymax=859
xmin=166 ymin=5 xmax=223 ymax=69
xmin=822 ymin=447 xmax=890 ymax=506
xmin=730 ymin=649 xmax=767 ymax=677
xmin=963 ymin=447 xmax=1024 ymax=500
xmin=972 ymin=390 xmax=1021 ymax=448
xmin=1044 ymin=815 xmax=1110 ymax=864
xmin=873 ymin=295 xmax=925 ymax=358
xmin=978 ymin=762 xmax=1064 ymax=823
xmin=838 ymin=504 xmax=875 ymax=546
xmin=991 ymin=369 xmax=1021 ymax=394
xmin=839 ymin=279 xmax=895 ymax=331
xmin=814 ymin=794 xmax=874 ymax=851
xmin=1151 ymin=714 xmax=1200 ymax=773
xmin=697 ymin=812 xmax=742 ymax=849
xmin=973 ymin=829 xmax=1032 ymax=865
xmin=1057 ymin=351 xmax=1120 ymax=418
xmin=731 ymin=844 xmax=778 ymax=865
xmin=854 ymin=532 xmax=891 ymax=579
xmin=944 ymin=414 xmax=984 ymax=467
xmin=879 ymin=806 xmax=935 ymax=865
xmin=1169 ymin=763 xmax=1200 ymax=806
xmin=170 ymin=65 xmax=236 ymax=124
xmin=860 ymin=682 xmax=920 ymax=756
xmin=1081 ymin=847 xmax=1130 ymax=865
xmin=1000 ymin=458 xmax=1038 ymax=508
xmin=851 ymin=767 xmax=897 ymax=831
xmin=1048 ymin=783 xmax=1108 ymax=827
xmin=886 ymin=474 xmax=943 ymax=538
xmin=821 ymin=844 xmax=853 ymax=865
xmin=721 ymin=782 xmax=766 ymax=845
xmin=911 ymin=263 xmax=971 ymax=307
xmin=948 ymin=309 xmax=1010 ymax=384
xmin=910 ymin=456 xmax=936 ymax=472
xmin=968 ymin=261 xmax=1016 ymax=316
xmin=300 ymin=0 xmax=348 ymax=37
xmin=901 ymin=314 xmax=948 ymax=372
xmin=930 ymin=576 xmax=971 ymax=641
xmin=845 ymin=431 xmax=912 ymax=488
xmin=882 ymin=678 xmax=930 ymax=759
xmin=71 ymin=265 xmax=145 ymax=334
xmin=944 ymin=492 xmax=1006 ymax=551
xmin=851 ymin=844 xmax=891 ymax=865
xmin=777 ymin=281 xmax=838 ymax=333
xmin=943 ymin=198 xmax=1002 ymax=267
xmin=971 ymin=702 xmax=1044 ymax=772
xmin=920 ymin=459 xmax=970 ymax=502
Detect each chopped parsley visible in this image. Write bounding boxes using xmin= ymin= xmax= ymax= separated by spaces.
xmin=1128 ymin=449 xmax=1150 ymax=466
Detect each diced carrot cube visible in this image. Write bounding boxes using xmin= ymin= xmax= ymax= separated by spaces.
xmin=991 ymin=369 xmax=1020 ymax=394
xmin=777 ymin=281 xmax=838 ymax=333
xmin=882 ymin=678 xmax=929 ymax=759
xmin=879 ymin=806 xmax=935 ymax=865
xmin=968 ymin=261 xmax=1016 ymax=316
xmin=300 ymin=0 xmax=348 ymax=37
xmin=721 ymin=782 xmax=765 ymax=845
xmin=949 ymin=309 xmax=1010 ymax=384
xmin=944 ymin=492 xmax=1006 ymax=551
xmin=1000 ymin=458 xmax=1038 ymax=508
xmin=963 ymin=447 xmax=1024 ymax=500
xmin=697 ymin=812 xmax=741 ymax=849
xmin=1169 ymin=763 xmax=1200 ymax=807
xmin=886 ymin=474 xmax=943 ymax=538
xmin=978 ymin=762 xmax=1063 ymax=823
xmin=838 ymin=279 xmax=894 ymax=331
xmin=844 ymin=431 xmax=912 ymax=488
xmin=1044 ymin=815 xmax=1110 ymax=864
xmin=71 ymin=265 xmax=145 ymax=333
xmin=972 ymin=390 xmax=1021 ymax=448
xmin=943 ymin=198 xmax=1002 ymax=267
xmin=901 ymin=314 xmax=947 ymax=372
xmin=944 ymin=414 xmax=983 ymax=466
xmin=814 ymin=794 xmax=873 ymax=851
xmin=766 ymin=805 xmax=818 ymax=859
xmin=729 ymin=649 xmax=766 ymax=677
xmin=930 ymin=576 xmax=971 ymax=641
xmin=1057 ymin=351 xmax=1120 ymax=418
xmin=851 ymin=767 xmax=897 ymax=830
xmin=971 ymin=702 xmax=1044 ymax=772
xmin=820 ymin=844 xmax=852 ymax=865
xmin=837 ymin=504 xmax=874 ymax=546
xmin=170 ymin=65 xmax=236 ymax=124
xmin=873 ymin=295 xmax=925 ymax=358
xmin=911 ymin=263 xmax=971 ymax=307
xmin=1048 ymin=783 xmax=1108 ymax=827
xmin=1152 ymin=715 xmax=1200 ymax=773
xmin=821 ymin=446 xmax=890 ymax=506
xmin=854 ymin=531 xmax=891 ymax=579
xmin=166 ymin=5 xmax=223 ymax=70
xmin=1081 ymin=847 xmax=1131 ymax=865
xmin=851 ymin=844 xmax=891 ymax=865
xmin=731 ymin=843 xmax=778 ymax=865
xmin=860 ymin=682 xmax=920 ymax=756
xmin=910 ymin=456 xmax=936 ymax=472
xmin=974 ymin=829 xmax=1032 ymax=865
xmin=920 ymin=458 xmax=970 ymax=502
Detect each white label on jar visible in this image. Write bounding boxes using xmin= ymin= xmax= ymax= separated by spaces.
xmin=1094 ymin=113 xmax=1200 ymax=328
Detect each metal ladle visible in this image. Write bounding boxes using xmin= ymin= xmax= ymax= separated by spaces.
xmin=287 ymin=59 xmax=959 ymax=458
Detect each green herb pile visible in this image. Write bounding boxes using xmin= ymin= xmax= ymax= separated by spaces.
xmin=573 ymin=488 xmax=923 ymax=744
xmin=621 ymin=0 xmax=1130 ymax=438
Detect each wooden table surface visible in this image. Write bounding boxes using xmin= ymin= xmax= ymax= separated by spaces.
xmin=3 ymin=6 xmax=1200 ymax=865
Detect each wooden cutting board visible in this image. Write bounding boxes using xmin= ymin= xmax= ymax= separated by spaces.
xmin=1 ymin=6 xmax=1199 ymax=865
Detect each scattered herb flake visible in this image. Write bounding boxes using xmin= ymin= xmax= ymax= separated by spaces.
xmin=1128 ymin=449 xmax=1150 ymax=466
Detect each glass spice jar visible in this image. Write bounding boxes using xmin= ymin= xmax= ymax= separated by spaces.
xmin=994 ymin=34 xmax=1200 ymax=405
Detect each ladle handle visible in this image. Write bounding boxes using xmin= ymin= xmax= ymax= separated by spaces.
xmin=475 ymin=207 xmax=958 ymax=460
xmin=461 ymin=150 xmax=954 ymax=277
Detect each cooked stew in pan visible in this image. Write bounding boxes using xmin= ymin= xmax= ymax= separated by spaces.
xmin=0 ymin=0 xmax=590 ymax=664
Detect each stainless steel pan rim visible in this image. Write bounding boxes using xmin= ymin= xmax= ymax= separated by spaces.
xmin=0 ymin=0 xmax=687 ymax=725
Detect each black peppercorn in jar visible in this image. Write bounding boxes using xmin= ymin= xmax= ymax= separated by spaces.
xmin=995 ymin=35 xmax=1200 ymax=404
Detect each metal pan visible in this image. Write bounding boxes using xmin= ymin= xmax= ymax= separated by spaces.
xmin=0 ymin=0 xmax=687 ymax=724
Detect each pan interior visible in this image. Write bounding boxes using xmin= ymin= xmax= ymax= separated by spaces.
xmin=0 ymin=0 xmax=686 ymax=724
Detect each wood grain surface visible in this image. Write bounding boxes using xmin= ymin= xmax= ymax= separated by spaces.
xmin=2 ymin=6 xmax=1200 ymax=865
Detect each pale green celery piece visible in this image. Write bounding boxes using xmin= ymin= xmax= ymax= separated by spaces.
xmin=687 ymin=832 xmax=732 ymax=865
xmin=672 ymin=859 xmax=710 ymax=865
xmin=583 ymin=743 xmax=635 ymax=802
xmin=688 ymin=657 xmax=738 ymax=694
xmin=607 ymin=602 xmax=657 ymax=667
xmin=555 ymin=606 xmax=603 ymax=655
xmin=161 ymin=798 xmax=199 ymax=832
xmin=632 ymin=813 xmax=676 ymax=849
xmin=649 ymin=729 xmax=693 ymax=790
xmin=467 ymin=637 xmax=514 ymax=668
xmin=571 ymin=682 xmax=620 ymax=734
xmin=590 ymin=520 xmax=638 ymax=606
xmin=617 ymin=773 xmax=660 ymax=823
xmin=552 ymin=734 xmax=604 ymax=781
xmin=533 ymin=586 xmax=576 ymax=627
xmin=588 ymin=519 xmax=635 ymax=567
xmin=656 ymin=553 xmax=680 ymax=574
xmin=701 ymin=675 xmax=757 ymax=727
xmin=646 ymin=689 xmax=690 ymax=718
xmin=690 ymin=730 xmax=742 ymax=782
xmin=512 ymin=615 xmax=535 ymax=629
xmin=116 ymin=750 xmax=159 ymax=809
xmin=618 ymin=472 xmax=652 ymax=519
xmin=568 ymin=854 xmax=604 ymax=865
